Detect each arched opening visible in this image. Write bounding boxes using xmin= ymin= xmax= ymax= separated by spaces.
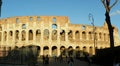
xmin=52 ymin=46 xmax=57 ymax=56
xmin=60 ymin=46 xmax=66 ymax=56
xmin=52 ymin=30 xmax=57 ymax=41
xmin=15 ymin=30 xmax=19 ymax=41
xmin=68 ymin=46 xmax=73 ymax=57
xmin=22 ymin=30 xmax=26 ymax=41
xmin=43 ymin=46 xmax=49 ymax=55
xmin=30 ymin=17 xmax=33 ymax=21
xmin=83 ymin=46 xmax=87 ymax=52
xmin=52 ymin=17 xmax=56 ymax=22
xmin=37 ymin=16 xmax=40 ymax=21
xmin=89 ymin=32 xmax=92 ymax=40
xmin=0 ymin=24 xmax=2 ymax=31
xmin=75 ymin=31 xmax=80 ymax=40
xmin=44 ymin=29 xmax=49 ymax=40
xmin=29 ymin=30 xmax=33 ymax=40
xmin=82 ymin=31 xmax=86 ymax=40
xmin=104 ymin=33 xmax=106 ymax=41
xmin=36 ymin=29 xmax=41 ymax=41
xmin=9 ymin=31 xmax=13 ymax=40
xmin=89 ymin=46 xmax=93 ymax=55
xmin=0 ymin=32 xmax=2 ymax=41
xmin=76 ymin=46 xmax=80 ymax=51
xmin=68 ymin=30 xmax=73 ymax=41
xmin=52 ymin=24 xmax=57 ymax=29
xmin=99 ymin=33 xmax=102 ymax=40
xmin=60 ymin=30 xmax=65 ymax=41
xmin=4 ymin=31 xmax=7 ymax=41
xmin=22 ymin=24 xmax=26 ymax=29
xmin=16 ymin=18 xmax=19 ymax=23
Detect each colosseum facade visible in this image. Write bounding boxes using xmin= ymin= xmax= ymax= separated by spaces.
xmin=0 ymin=16 xmax=119 ymax=57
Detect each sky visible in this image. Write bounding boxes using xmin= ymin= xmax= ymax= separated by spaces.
xmin=1 ymin=0 xmax=120 ymax=37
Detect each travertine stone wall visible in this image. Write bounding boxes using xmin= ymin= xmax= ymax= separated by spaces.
xmin=0 ymin=16 xmax=119 ymax=56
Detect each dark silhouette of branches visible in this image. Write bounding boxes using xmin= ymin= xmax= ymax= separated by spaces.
xmin=101 ymin=0 xmax=118 ymax=48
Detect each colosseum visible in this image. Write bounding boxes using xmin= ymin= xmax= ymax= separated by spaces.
xmin=0 ymin=16 xmax=119 ymax=57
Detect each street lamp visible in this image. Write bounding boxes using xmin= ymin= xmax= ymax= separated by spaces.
xmin=88 ymin=13 xmax=96 ymax=55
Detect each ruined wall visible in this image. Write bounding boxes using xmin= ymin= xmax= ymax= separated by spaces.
xmin=0 ymin=16 xmax=119 ymax=56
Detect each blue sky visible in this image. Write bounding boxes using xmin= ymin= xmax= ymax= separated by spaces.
xmin=1 ymin=0 xmax=120 ymax=36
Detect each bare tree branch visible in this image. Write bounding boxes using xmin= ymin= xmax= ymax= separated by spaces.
xmin=110 ymin=0 xmax=118 ymax=8
xmin=101 ymin=0 xmax=110 ymax=12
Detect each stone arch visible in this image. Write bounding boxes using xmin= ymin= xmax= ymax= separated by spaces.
xmin=76 ymin=46 xmax=80 ymax=51
xmin=9 ymin=31 xmax=13 ymax=40
xmin=68 ymin=30 xmax=73 ymax=41
xmin=0 ymin=32 xmax=2 ymax=41
xmin=4 ymin=31 xmax=7 ymax=41
xmin=89 ymin=46 xmax=93 ymax=55
xmin=82 ymin=31 xmax=86 ymax=40
xmin=37 ymin=16 xmax=40 ymax=21
xmin=0 ymin=24 xmax=2 ymax=31
xmin=83 ymin=46 xmax=87 ymax=52
xmin=16 ymin=18 xmax=19 ymax=23
xmin=43 ymin=46 xmax=49 ymax=55
xmin=22 ymin=24 xmax=26 ymax=29
xmin=75 ymin=31 xmax=80 ymax=40
xmin=52 ymin=30 xmax=57 ymax=41
xmin=36 ymin=29 xmax=41 ymax=41
xmin=95 ymin=32 xmax=97 ymax=40
xmin=30 ymin=17 xmax=33 ymax=21
xmin=44 ymin=29 xmax=49 ymax=40
xmin=52 ymin=17 xmax=56 ymax=22
xmin=52 ymin=46 xmax=57 ymax=56
xmin=29 ymin=30 xmax=33 ymax=40
xmin=60 ymin=46 xmax=66 ymax=56
xmin=22 ymin=30 xmax=26 ymax=41
xmin=104 ymin=33 xmax=106 ymax=41
xmin=15 ymin=30 xmax=19 ymax=41
xmin=99 ymin=33 xmax=102 ymax=40
xmin=52 ymin=24 xmax=57 ymax=29
xmin=68 ymin=46 xmax=74 ymax=57
xmin=60 ymin=30 xmax=65 ymax=41
xmin=89 ymin=32 xmax=92 ymax=40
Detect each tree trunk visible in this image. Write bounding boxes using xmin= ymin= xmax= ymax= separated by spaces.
xmin=105 ymin=11 xmax=114 ymax=48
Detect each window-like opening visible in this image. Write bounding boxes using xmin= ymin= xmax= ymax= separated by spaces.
xmin=22 ymin=24 xmax=26 ymax=29
xmin=68 ymin=30 xmax=73 ymax=41
xmin=89 ymin=32 xmax=92 ymax=40
xmin=43 ymin=46 xmax=49 ymax=55
xmin=16 ymin=18 xmax=19 ymax=23
xmin=9 ymin=31 xmax=13 ymax=36
xmin=52 ymin=24 xmax=57 ymax=29
xmin=0 ymin=32 xmax=1 ymax=41
xmin=53 ymin=17 xmax=56 ymax=22
xmin=82 ymin=25 xmax=86 ymax=30
xmin=60 ymin=30 xmax=65 ymax=41
xmin=52 ymin=46 xmax=57 ymax=56
xmin=30 ymin=17 xmax=33 ymax=21
xmin=83 ymin=46 xmax=87 ymax=52
xmin=99 ymin=33 xmax=102 ymax=39
xmin=22 ymin=30 xmax=26 ymax=41
xmin=4 ymin=31 xmax=7 ymax=41
xmin=82 ymin=31 xmax=86 ymax=40
xmin=29 ymin=30 xmax=33 ymax=40
xmin=52 ymin=30 xmax=57 ymax=40
xmin=44 ymin=29 xmax=49 ymax=40
xmin=37 ymin=16 xmax=40 ymax=21
xmin=0 ymin=24 xmax=2 ymax=31
xmin=15 ymin=30 xmax=19 ymax=40
xmin=75 ymin=31 xmax=80 ymax=40
xmin=89 ymin=47 xmax=93 ymax=55
xmin=36 ymin=29 xmax=41 ymax=41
